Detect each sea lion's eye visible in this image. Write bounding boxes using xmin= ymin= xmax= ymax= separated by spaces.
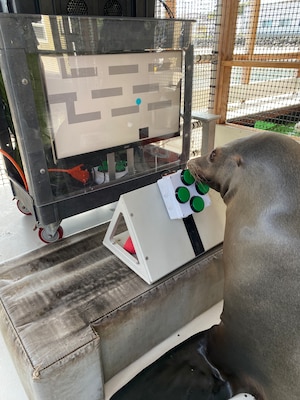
xmin=209 ymin=149 xmax=217 ymax=162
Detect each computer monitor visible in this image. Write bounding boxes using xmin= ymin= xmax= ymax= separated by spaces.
xmin=40 ymin=50 xmax=182 ymax=159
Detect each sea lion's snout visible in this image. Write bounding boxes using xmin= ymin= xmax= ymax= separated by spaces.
xmin=187 ymin=158 xmax=204 ymax=182
xmin=187 ymin=147 xmax=235 ymax=200
xmin=187 ymin=152 xmax=212 ymax=184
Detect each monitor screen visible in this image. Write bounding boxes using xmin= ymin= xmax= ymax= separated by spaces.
xmin=40 ymin=50 xmax=182 ymax=159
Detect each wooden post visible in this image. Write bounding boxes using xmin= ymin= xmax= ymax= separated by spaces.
xmin=241 ymin=0 xmax=261 ymax=85
xmin=213 ymin=0 xmax=240 ymax=124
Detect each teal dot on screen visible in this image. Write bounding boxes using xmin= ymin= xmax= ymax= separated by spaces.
xmin=136 ymin=98 xmax=142 ymax=105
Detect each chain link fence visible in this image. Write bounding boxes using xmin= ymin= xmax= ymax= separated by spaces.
xmin=228 ymin=0 xmax=300 ymax=134
xmin=155 ymin=0 xmax=221 ymax=154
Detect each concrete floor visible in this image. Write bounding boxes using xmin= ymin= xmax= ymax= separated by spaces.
xmin=0 ymin=183 xmax=223 ymax=400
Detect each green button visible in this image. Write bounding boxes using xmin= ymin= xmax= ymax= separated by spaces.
xmin=116 ymin=160 xmax=127 ymax=172
xmin=181 ymin=169 xmax=195 ymax=185
xmin=175 ymin=186 xmax=190 ymax=203
xmin=190 ymin=196 xmax=205 ymax=213
xmin=97 ymin=161 xmax=108 ymax=172
xmin=195 ymin=181 xmax=209 ymax=195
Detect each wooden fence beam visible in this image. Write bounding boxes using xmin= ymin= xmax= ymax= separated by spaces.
xmin=213 ymin=0 xmax=240 ymax=124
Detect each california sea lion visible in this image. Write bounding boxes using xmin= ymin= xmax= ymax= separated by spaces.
xmin=110 ymin=132 xmax=300 ymax=400
xmin=187 ymin=132 xmax=300 ymax=400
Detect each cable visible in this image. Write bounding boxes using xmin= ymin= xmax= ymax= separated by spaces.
xmin=48 ymin=164 xmax=90 ymax=184
xmin=0 ymin=148 xmax=28 ymax=191
xmin=158 ymin=0 xmax=174 ymax=18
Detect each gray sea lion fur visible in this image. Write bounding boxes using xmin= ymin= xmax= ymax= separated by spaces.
xmin=187 ymin=132 xmax=300 ymax=400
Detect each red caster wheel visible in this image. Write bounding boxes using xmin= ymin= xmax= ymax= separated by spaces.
xmin=38 ymin=226 xmax=64 ymax=243
xmin=16 ymin=199 xmax=32 ymax=215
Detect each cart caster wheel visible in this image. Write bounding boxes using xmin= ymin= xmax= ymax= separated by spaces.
xmin=16 ymin=200 xmax=32 ymax=215
xmin=38 ymin=226 xmax=64 ymax=243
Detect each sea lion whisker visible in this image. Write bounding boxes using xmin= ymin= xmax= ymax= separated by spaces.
xmin=189 ymin=169 xmax=208 ymax=183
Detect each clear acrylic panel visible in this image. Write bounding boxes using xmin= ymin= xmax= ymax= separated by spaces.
xmin=0 ymin=14 xmax=194 ymax=209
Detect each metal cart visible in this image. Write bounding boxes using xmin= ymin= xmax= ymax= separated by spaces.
xmin=0 ymin=14 xmax=194 ymax=242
